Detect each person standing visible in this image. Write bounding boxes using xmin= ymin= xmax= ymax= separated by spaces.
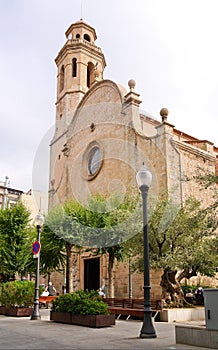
xmin=46 ymin=281 xmax=56 ymax=296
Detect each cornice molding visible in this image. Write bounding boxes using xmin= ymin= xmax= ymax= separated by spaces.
xmin=172 ymin=139 xmax=216 ymax=162
xmin=55 ymin=40 xmax=106 ymax=68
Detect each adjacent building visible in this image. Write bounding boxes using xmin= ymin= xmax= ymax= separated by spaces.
xmin=0 ymin=176 xmax=48 ymax=220
xmin=0 ymin=177 xmax=23 ymax=209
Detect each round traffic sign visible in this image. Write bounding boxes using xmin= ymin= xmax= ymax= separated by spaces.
xmin=32 ymin=241 xmax=40 ymax=254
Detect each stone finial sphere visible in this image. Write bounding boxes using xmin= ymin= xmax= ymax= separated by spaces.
xmin=160 ymin=108 xmax=169 ymax=117
xmin=128 ymin=79 xmax=136 ymax=89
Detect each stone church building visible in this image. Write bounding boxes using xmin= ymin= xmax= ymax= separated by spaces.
xmin=49 ymin=19 xmax=218 ymax=298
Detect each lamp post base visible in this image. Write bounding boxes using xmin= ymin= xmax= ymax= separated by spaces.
xmin=31 ymin=313 xmax=41 ymax=320
xmin=139 ymin=311 xmax=157 ymax=338
xmin=30 ymin=307 xmax=41 ymax=320
xmin=140 ymin=332 xmax=157 ymax=339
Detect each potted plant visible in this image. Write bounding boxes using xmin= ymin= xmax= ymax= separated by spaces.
xmin=51 ymin=290 xmax=115 ymax=327
xmin=0 ymin=280 xmax=41 ymax=317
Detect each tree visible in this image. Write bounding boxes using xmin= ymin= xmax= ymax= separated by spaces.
xmin=40 ymin=205 xmax=76 ymax=292
xmin=131 ymin=196 xmax=218 ymax=306
xmin=42 ymin=191 xmax=139 ymax=295
xmin=41 ymin=201 xmax=94 ymax=293
xmin=88 ymin=192 xmax=140 ymax=297
xmin=0 ymin=203 xmax=33 ymax=282
xmin=40 ymin=218 xmax=66 ymax=280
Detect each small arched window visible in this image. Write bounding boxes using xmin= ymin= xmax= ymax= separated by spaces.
xmin=76 ymin=33 xmax=80 ymax=39
xmin=87 ymin=62 xmax=95 ymax=88
xmin=87 ymin=66 xmax=90 ymax=88
xmin=60 ymin=65 xmax=65 ymax=92
xmin=72 ymin=58 xmax=77 ymax=77
xmin=84 ymin=34 xmax=91 ymax=42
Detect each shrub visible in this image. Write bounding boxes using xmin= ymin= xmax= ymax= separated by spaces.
xmin=0 ymin=280 xmax=43 ymax=307
xmin=181 ymin=285 xmax=195 ymax=295
xmin=181 ymin=284 xmax=211 ymax=295
xmin=51 ymin=289 xmax=109 ymax=315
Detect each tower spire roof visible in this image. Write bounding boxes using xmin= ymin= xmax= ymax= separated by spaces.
xmin=65 ymin=19 xmax=97 ymax=41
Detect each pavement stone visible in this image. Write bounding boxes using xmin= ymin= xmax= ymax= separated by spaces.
xmin=0 ymin=309 xmax=210 ymax=350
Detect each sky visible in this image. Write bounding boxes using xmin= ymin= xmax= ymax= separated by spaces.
xmin=0 ymin=0 xmax=218 ymax=193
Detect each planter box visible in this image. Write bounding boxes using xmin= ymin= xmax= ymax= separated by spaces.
xmin=71 ymin=314 xmax=115 ymax=327
xmin=5 ymin=307 xmax=33 ymax=317
xmin=0 ymin=306 xmax=7 ymax=315
xmin=50 ymin=311 xmax=72 ymax=324
xmin=50 ymin=311 xmax=115 ymax=327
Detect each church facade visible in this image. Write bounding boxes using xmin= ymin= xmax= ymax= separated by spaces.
xmin=49 ymin=19 xmax=218 ymax=298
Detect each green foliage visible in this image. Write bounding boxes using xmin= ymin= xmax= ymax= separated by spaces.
xmin=40 ymin=222 xmax=66 ymax=276
xmin=181 ymin=285 xmax=195 ymax=295
xmin=181 ymin=284 xmax=211 ymax=295
xmin=51 ymin=290 xmax=109 ymax=315
xmin=0 ymin=280 xmax=43 ymax=307
xmin=0 ymin=203 xmax=34 ymax=281
xmin=132 ymin=196 xmax=217 ymax=276
xmin=89 ymin=191 xmax=139 ymax=249
xmin=128 ymin=194 xmax=218 ymax=305
xmin=44 ymin=190 xmax=139 ymax=249
xmin=194 ymin=172 xmax=218 ymax=190
xmin=43 ymin=190 xmax=140 ymax=294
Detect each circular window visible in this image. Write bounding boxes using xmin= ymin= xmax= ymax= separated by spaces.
xmin=88 ymin=147 xmax=102 ymax=175
xmin=82 ymin=142 xmax=103 ymax=180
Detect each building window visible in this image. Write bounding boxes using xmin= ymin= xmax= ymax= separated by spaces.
xmin=76 ymin=33 xmax=80 ymax=39
xmin=84 ymin=34 xmax=90 ymax=42
xmin=87 ymin=66 xmax=90 ymax=88
xmin=82 ymin=142 xmax=103 ymax=180
xmin=88 ymin=147 xmax=102 ymax=175
xmin=60 ymin=65 xmax=65 ymax=92
xmin=72 ymin=58 xmax=77 ymax=77
xmin=87 ymin=62 xmax=95 ymax=88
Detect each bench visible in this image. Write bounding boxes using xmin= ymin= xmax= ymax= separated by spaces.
xmin=39 ymin=295 xmax=57 ymax=308
xmin=103 ymin=298 xmax=163 ymax=320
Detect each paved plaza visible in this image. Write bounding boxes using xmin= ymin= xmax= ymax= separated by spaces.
xmin=0 ymin=310 xmax=210 ymax=349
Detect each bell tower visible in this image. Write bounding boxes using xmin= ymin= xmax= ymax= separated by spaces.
xmin=49 ymin=20 xmax=106 ymax=208
xmin=54 ymin=19 xmax=106 ymax=140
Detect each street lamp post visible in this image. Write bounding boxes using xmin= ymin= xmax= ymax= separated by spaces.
xmin=31 ymin=212 xmax=44 ymax=320
xmin=136 ymin=164 xmax=157 ymax=338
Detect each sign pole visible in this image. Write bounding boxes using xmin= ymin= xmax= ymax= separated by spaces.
xmin=31 ymin=230 xmax=41 ymax=319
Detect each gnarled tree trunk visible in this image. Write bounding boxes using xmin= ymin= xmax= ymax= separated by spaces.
xmin=160 ymin=269 xmax=184 ymax=306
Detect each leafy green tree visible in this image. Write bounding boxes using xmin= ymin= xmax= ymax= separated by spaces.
xmin=88 ymin=192 xmax=140 ymax=297
xmin=40 ymin=219 xmax=66 ymax=279
xmin=40 ymin=205 xmax=73 ymax=292
xmin=131 ymin=196 xmax=217 ymax=305
xmin=41 ymin=201 xmax=90 ymax=293
xmin=42 ymin=191 xmax=139 ymax=296
xmin=0 ymin=203 xmax=33 ymax=282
